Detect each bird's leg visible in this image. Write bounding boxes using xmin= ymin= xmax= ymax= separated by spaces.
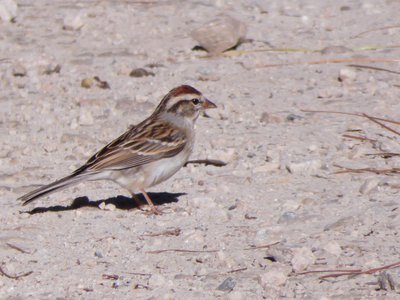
xmin=130 ymin=193 xmax=145 ymax=210
xmin=140 ymin=190 xmax=162 ymax=215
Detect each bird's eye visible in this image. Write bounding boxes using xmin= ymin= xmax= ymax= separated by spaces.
xmin=191 ymin=98 xmax=200 ymax=105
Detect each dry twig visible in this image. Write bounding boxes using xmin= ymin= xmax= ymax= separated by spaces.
xmin=6 ymin=243 xmax=30 ymax=254
xmin=258 ymin=57 xmax=400 ymax=68
xmin=103 ymin=274 xmax=119 ymax=280
xmin=0 ymin=265 xmax=33 ymax=280
xmin=352 ymin=25 xmax=400 ymax=38
xmin=342 ymin=134 xmax=377 ymax=142
xmin=366 ymin=152 xmax=400 ymax=158
xmin=148 ymin=242 xmax=279 ymax=254
xmin=334 ymin=165 xmax=400 ymax=175
xmin=348 ymin=64 xmax=400 ymax=75
xmin=147 ymin=248 xmax=219 ymax=254
xmin=243 ymin=242 xmax=280 ymax=250
xmin=302 ymin=109 xmax=400 ymax=175
xmin=142 ymin=228 xmax=181 ymax=237
xmin=362 ymin=113 xmax=400 ymax=136
xmin=296 ymin=261 xmax=400 ymax=280
xmin=301 ymin=109 xmax=400 ymax=126
xmin=226 ymin=267 xmax=247 ymax=273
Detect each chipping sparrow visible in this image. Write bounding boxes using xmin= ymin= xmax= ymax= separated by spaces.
xmin=18 ymin=85 xmax=217 ymax=214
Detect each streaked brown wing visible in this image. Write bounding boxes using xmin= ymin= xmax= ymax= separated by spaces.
xmin=74 ymin=118 xmax=187 ymax=173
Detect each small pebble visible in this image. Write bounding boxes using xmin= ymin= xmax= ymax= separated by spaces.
xmin=254 ymin=228 xmax=270 ymax=245
xmin=63 ymin=14 xmax=84 ymax=30
xmin=323 ymin=241 xmax=342 ymax=256
xmin=43 ymin=63 xmax=61 ymax=75
xmin=12 ymin=63 xmax=27 ymax=77
xmin=216 ymin=277 xmax=236 ymax=292
xmin=94 ymin=250 xmax=103 ymax=258
xmin=81 ymin=78 xmax=94 ymax=88
xmin=258 ymin=266 xmax=289 ymax=288
xmin=129 ymin=68 xmax=155 ymax=77
xmin=79 ymin=109 xmax=94 ymax=126
xmin=277 ymin=211 xmax=297 ymax=224
xmin=286 ymin=114 xmax=302 ymax=122
xmin=291 ymin=247 xmax=315 ymax=272
xmin=259 ymin=112 xmax=283 ymax=124
xmin=307 ymin=145 xmax=318 ymax=153
xmin=340 ymin=6 xmax=351 ymax=11
xmin=359 ymin=178 xmax=380 ymax=195
xmin=286 ymin=159 xmax=322 ymax=175
xmin=338 ymin=67 xmax=357 ymax=83
xmin=0 ymin=0 xmax=17 ymax=22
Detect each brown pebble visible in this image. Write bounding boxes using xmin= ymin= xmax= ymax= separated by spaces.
xmin=12 ymin=63 xmax=27 ymax=77
xmin=129 ymin=68 xmax=155 ymax=77
xmin=81 ymin=78 xmax=93 ymax=88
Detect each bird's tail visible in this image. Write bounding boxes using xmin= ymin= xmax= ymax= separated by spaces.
xmin=18 ymin=173 xmax=89 ymax=206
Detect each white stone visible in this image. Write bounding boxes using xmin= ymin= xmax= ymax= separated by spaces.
xmin=323 ymin=241 xmax=342 ymax=256
xmin=0 ymin=0 xmax=17 ymax=22
xmin=78 ymin=109 xmax=94 ymax=126
xmin=12 ymin=62 xmax=27 ymax=76
xmin=259 ymin=266 xmax=289 ymax=288
xmin=191 ymin=15 xmax=247 ymax=54
xmin=291 ymin=247 xmax=315 ymax=272
xmin=339 ymin=67 xmax=357 ymax=83
xmin=286 ymin=159 xmax=322 ymax=174
xmin=63 ymin=14 xmax=84 ymax=31
xmin=359 ymin=178 xmax=380 ymax=195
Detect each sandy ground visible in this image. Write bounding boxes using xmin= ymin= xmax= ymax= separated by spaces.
xmin=2 ymin=0 xmax=400 ymax=298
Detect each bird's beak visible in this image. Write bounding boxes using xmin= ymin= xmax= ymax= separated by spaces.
xmin=202 ymin=98 xmax=217 ymax=109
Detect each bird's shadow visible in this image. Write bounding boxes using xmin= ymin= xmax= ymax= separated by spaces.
xmin=23 ymin=192 xmax=185 ymax=215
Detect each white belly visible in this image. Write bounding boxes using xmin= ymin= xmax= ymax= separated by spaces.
xmin=143 ymin=147 xmax=191 ymax=187
xmin=110 ymin=144 xmax=192 ymax=192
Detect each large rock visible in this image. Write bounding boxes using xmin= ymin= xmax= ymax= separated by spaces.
xmin=191 ymin=15 xmax=246 ymax=54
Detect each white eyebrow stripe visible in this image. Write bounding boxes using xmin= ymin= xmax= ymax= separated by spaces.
xmin=165 ymin=93 xmax=202 ymax=108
